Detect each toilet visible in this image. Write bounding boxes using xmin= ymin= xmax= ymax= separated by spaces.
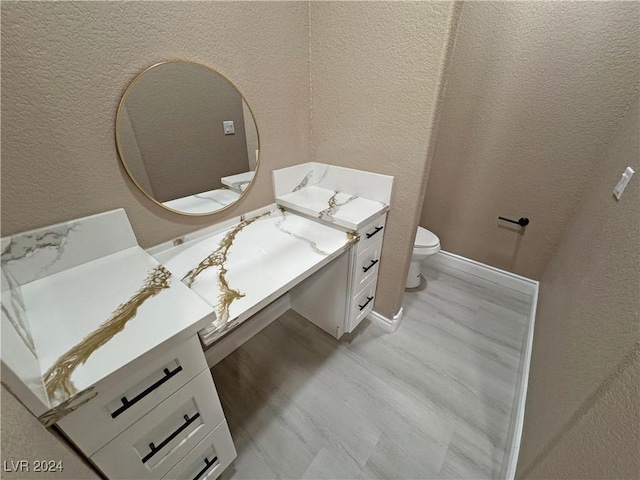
xmin=406 ymin=226 xmax=440 ymax=289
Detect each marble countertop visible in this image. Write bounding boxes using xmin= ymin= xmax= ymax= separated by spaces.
xmin=276 ymin=185 xmax=388 ymax=231
xmin=1 ymin=209 xmax=214 ymax=423
xmin=272 ymin=163 xmax=392 ymax=231
xmin=22 ymin=247 xmax=214 ymax=407
xmin=155 ymin=207 xmax=357 ymax=346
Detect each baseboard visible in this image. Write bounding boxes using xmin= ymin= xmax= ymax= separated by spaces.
xmin=503 ymin=281 xmax=538 ymax=479
xmin=425 ymin=250 xmax=538 ymax=479
xmin=428 ymin=250 xmax=538 ymax=296
xmin=204 ymin=293 xmax=290 ymax=368
xmin=367 ymin=307 xmax=404 ymax=333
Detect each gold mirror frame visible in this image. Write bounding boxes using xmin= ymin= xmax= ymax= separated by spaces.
xmin=115 ymin=60 xmax=260 ymax=216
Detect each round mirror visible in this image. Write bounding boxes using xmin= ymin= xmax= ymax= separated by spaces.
xmin=115 ymin=61 xmax=259 ymax=215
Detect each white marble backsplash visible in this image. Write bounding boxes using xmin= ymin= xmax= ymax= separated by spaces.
xmin=272 ymin=162 xmax=394 ymax=205
xmin=272 ymin=163 xmax=330 ymax=197
xmin=1 ymin=264 xmax=48 ymax=407
xmin=1 ymin=265 xmax=33 ymax=355
xmin=1 ymin=209 xmax=137 ymax=286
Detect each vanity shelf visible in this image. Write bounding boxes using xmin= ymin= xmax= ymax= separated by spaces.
xmin=276 ymin=185 xmax=387 ymax=231
xmin=272 ymin=162 xmax=392 ymax=231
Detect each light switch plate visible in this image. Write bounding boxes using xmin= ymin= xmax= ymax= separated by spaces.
xmin=613 ymin=166 xmax=635 ymax=200
xmin=223 ymin=121 xmax=235 ymax=135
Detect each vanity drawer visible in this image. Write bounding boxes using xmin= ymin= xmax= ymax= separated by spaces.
xmin=58 ymin=336 xmax=208 ymax=456
xmin=354 ymin=242 xmax=382 ymax=289
xmin=356 ymin=214 xmax=386 ymax=255
xmin=347 ymin=279 xmax=377 ymax=333
xmin=90 ymin=369 xmax=224 ymax=480
xmin=163 ymin=420 xmax=236 ymax=480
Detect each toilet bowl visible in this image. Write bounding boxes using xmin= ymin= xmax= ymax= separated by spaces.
xmin=406 ymin=226 xmax=440 ymax=289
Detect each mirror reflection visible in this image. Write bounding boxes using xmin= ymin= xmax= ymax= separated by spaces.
xmin=116 ymin=61 xmax=259 ymax=215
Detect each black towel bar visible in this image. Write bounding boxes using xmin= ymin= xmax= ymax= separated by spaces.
xmin=498 ymin=216 xmax=529 ymax=227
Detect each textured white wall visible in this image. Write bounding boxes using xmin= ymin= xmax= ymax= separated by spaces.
xmin=518 ymin=94 xmax=640 ymax=477
xmin=421 ymin=1 xmax=640 ymax=279
xmin=1 ymin=1 xmax=310 ymax=242
xmin=310 ymin=1 xmax=460 ymax=317
xmin=524 ymin=352 xmax=639 ymax=479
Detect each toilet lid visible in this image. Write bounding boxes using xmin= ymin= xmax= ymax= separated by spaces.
xmin=415 ymin=227 xmax=439 ymax=248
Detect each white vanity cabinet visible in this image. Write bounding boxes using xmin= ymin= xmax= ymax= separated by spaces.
xmin=88 ymin=368 xmax=234 ymax=479
xmin=163 ymin=420 xmax=238 ymax=480
xmin=56 ymin=336 xmax=209 ymax=456
xmin=274 ymin=162 xmax=393 ymax=339
xmin=347 ymin=214 xmax=386 ymax=331
xmin=290 ymin=212 xmax=387 ymax=338
xmin=56 ymin=337 xmax=236 ymax=480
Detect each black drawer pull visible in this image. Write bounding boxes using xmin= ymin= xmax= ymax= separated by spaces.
xmin=111 ymin=365 xmax=183 ymax=419
xmin=359 ymin=296 xmax=374 ymax=311
xmin=362 ymin=259 xmax=379 ymax=273
xmin=193 ymin=456 xmax=219 ymax=480
xmin=141 ymin=412 xmax=200 ymax=464
xmin=365 ymin=226 xmax=384 ymax=239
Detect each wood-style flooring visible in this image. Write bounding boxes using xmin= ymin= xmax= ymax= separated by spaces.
xmin=213 ymin=264 xmax=532 ymax=479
